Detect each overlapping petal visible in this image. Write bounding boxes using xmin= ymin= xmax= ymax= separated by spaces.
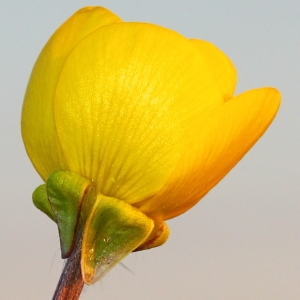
xmin=53 ymin=22 xmax=223 ymax=202
xmin=21 ymin=7 xmax=122 ymax=180
xmin=190 ymin=39 xmax=237 ymax=101
xmin=135 ymin=88 xmax=280 ymax=219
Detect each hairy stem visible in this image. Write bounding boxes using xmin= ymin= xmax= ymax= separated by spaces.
xmin=52 ymin=231 xmax=84 ymax=300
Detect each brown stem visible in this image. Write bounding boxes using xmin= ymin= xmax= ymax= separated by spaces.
xmin=52 ymin=230 xmax=84 ymax=300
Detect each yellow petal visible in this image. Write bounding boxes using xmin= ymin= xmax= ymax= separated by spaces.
xmin=21 ymin=7 xmax=122 ymax=180
xmin=53 ymin=22 xmax=223 ymax=202
xmin=190 ymin=39 xmax=237 ymax=101
xmin=135 ymin=88 xmax=280 ymax=219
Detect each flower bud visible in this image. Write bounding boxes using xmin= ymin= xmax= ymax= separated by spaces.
xmin=22 ymin=6 xmax=280 ymax=283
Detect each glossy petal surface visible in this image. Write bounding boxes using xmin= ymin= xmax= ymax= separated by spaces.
xmin=21 ymin=7 xmax=122 ymax=180
xmin=190 ymin=39 xmax=237 ymax=101
xmin=136 ymin=88 xmax=281 ymax=219
xmin=53 ymin=22 xmax=223 ymax=202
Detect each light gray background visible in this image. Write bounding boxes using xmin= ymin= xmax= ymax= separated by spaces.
xmin=1 ymin=1 xmax=299 ymax=299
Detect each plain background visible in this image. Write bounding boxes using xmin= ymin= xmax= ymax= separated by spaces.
xmin=1 ymin=1 xmax=299 ymax=299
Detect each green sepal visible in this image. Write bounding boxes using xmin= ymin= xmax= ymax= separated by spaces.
xmin=32 ymin=184 xmax=55 ymax=221
xmin=46 ymin=171 xmax=93 ymax=258
xmin=81 ymin=194 xmax=154 ymax=284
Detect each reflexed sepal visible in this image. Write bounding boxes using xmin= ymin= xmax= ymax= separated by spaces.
xmin=81 ymin=195 xmax=154 ymax=284
xmin=134 ymin=219 xmax=170 ymax=251
xmin=32 ymin=184 xmax=55 ymax=221
xmin=46 ymin=171 xmax=94 ymax=258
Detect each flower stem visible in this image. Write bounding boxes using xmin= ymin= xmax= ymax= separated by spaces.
xmin=52 ymin=230 xmax=84 ymax=300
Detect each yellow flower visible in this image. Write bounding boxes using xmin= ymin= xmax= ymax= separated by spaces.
xmin=21 ymin=6 xmax=280 ymax=284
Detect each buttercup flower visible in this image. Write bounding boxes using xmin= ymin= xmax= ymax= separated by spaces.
xmin=21 ymin=5 xmax=280 ymax=294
